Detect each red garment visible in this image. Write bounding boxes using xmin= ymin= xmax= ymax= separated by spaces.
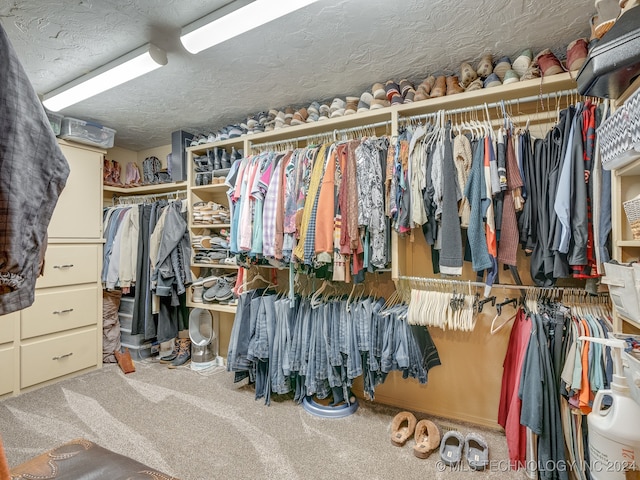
xmin=498 ymin=308 xmax=532 ymax=468
xmin=572 ymin=101 xmax=599 ymax=279
xmin=497 ymin=132 xmax=524 ymax=266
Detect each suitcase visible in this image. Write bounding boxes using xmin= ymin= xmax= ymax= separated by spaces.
xmin=577 ymin=6 xmax=640 ymax=99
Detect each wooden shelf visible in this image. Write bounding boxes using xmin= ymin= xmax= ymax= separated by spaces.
xmin=191 ymin=184 xmax=229 ymax=193
xmin=190 ymin=223 xmax=230 ymax=229
xmin=103 ymin=182 xmax=187 ymax=195
xmin=186 ymin=137 xmax=244 ymax=154
xmin=617 ymin=240 xmax=640 ymax=247
xmin=616 ymin=156 xmax=640 ymax=177
xmin=191 ymin=262 xmax=238 ymax=270
xmin=617 ymin=312 xmax=640 ymax=332
xmin=185 ymin=300 xmax=237 ymax=313
xmin=395 ymin=71 xmax=578 ymax=117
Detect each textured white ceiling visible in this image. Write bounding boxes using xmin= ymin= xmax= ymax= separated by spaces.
xmin=1 ymin=0 xmax=594 ymax=151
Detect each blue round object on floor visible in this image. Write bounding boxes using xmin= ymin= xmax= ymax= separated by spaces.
xmin=302 ymin=396 xmax=359 ymax=418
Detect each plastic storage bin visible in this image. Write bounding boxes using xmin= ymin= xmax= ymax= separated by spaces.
xmin=602 ymin=262 xmax=640 ymax=323
xmin=120 ymin=328 xmax=147 ymax=346
xmin=46 ymin=110 xmax=63 ymax=136
xmin=119 ymin=297 xmax=134 ymax=315
xmin=119 ymin=313 xmax=132 ymax=331
xmin=121 ymin=342 xmax=157 ymax=360
xmin=60 ymin=117 xmax=116 ymax=148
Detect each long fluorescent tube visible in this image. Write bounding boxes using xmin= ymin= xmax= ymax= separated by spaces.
xmin=43 ymin=43 xmax=167 ymax=112
xmin=180 ymin=0 xmax=321 ymax=54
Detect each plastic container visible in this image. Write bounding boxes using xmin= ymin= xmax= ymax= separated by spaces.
xmin=602 ymin=262 xmax=640 ymax=323
xmin=120 ymin=328 xmax=148 ymax=346
xmin=120 ymin=342 xmax=157 ymax=360
xmin=119 ymin=297 xmax=134 ymax=315
xmin=582 ymin=337 xmax=640 ymax=480
xmin=118 ymin=313 xmax=132 ymax=331
xmin=45 ymin=110 xmax=63 ymax=136
xmin=614 ymin=333 xmax=640 ymax=408
xmin=60 ymin=116 xmax=116 ymax=148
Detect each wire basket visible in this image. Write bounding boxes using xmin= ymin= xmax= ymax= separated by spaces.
xmin=597 ymin=105 xmax=633 ymax=168
xmin=623 ymin=194 xmax=640 ymax=240
xmin=625 ymin=83 xmax=640 ymax=145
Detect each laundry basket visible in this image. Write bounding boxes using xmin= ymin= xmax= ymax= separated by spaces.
xmin=624 ymin=194 xmax=640 ymax=240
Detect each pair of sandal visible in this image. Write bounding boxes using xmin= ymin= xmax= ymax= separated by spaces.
xmin=440 ymin=430 xmax=489 ymax=471
xmin=390 ymin=411 xmax=441 ymax=459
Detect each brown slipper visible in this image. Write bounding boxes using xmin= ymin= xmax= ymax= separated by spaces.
xmin=413 ymin=419 xmax=441 ymax=458
xmin=390 ymin=411 xmax=417 ymax=447
xmin=430 ymin=76 xmax=447 ymax=98
xmin=446 ymin=76 xmax=465 ymax=95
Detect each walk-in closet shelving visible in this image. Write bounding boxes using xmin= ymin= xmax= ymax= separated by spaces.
xmin=182 ymin=71 xmax=594 ymax=424
xmin=103 ymin=181 xmax=187 ymax=196
xmin=186 ymin=140 xmax=242 ymax=316
xmin=610 ymin=80 xmax=640 ymax=333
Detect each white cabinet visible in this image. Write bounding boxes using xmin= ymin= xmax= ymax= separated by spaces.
xmin=0 ymin=140 xmax=104 ymax=397
xmin=49 ymin=141 xmax=103 ymax=239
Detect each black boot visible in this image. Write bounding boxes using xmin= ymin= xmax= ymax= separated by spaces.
xmin=168 ymin=338 xmax=191 ymax=369
xmin=159 ymin=338 xmax=179 ymax=364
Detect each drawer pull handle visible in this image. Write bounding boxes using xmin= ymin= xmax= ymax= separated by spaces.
xmin=53 ymin=308 xmax=74 ymax=315
xmin=53 ymin=264 xmax=74 ymax=269
xmin=52 ymin=352 xmax=73 ymax=361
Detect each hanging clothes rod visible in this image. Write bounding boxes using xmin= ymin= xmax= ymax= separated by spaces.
xmin=400 ymin=88 xmax=579 ymax=124
xmin=397 ymin=275 xmax=603 ymax=293
xmin=249 ymin=119 xmax=392 ymax=150
xmin=112 ymin=188 xmax=187 ymax=205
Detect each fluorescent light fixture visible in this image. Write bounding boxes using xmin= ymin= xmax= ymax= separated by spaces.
xmin=180 ymin=0 xmax=321 ymax=54
xmin=43 ymin=43 xmax=167 ymax=112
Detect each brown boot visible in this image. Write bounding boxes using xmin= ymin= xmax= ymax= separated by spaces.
xmin=430 ymin=76 xmax=446 ymax=98
xmin=168 ymin=338 xmax=191 ymax=369
xmin=446 ymin=76 xmax=465 ymax=95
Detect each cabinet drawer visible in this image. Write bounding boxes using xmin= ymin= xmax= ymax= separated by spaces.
xmin=0 ymin=346 xmax=14 ymax=395
xmin=21 ymin=328 xmax=97 ymax=389
xmin=0 ymin=311 xmax=18 ymax=344
xmin=21 ymin=286 xmax=99 ymax=339
xmin=36 ymin=244 xmax=99 ymax=288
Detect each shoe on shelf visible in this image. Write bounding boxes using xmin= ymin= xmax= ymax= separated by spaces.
xmin=483 ymin=73 xmax=502 ymax=89
xmin=430 ymin=76 xmax=447 ymax=98
xmin=476 ymin=53 xmax=493 ymax=78
xmin=502 ymin=69 xmax=520 ymax=85
xmin=446 ymin=76 xmax=465 ymax=95
xmin=566 ymin=38 xmax=588 ymax=72
xmin=512 ymin=48 xmax=533 ymax=77
xmin=534 ymin=48 xmax=565 ymax=77
xmin=459 ymin=62 xmax=478 ymax=88
xmin=192 ymin=284 xmax=204 ymax=303
xmin=493 ymin=56 xmax=512 ymax=81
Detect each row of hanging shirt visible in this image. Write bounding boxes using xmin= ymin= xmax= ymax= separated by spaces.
xmin=225 ymin=136 xmax=392 ymax=282
xmin=498 ymin=291 xmax=613 ymax=480
xmin=389 ymin=99 xmax=612 ymax=288
xmin=226 ymin=285 xmax=441 ymax=406
xmin=102 ymin=197 xmax=192 ymax=343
